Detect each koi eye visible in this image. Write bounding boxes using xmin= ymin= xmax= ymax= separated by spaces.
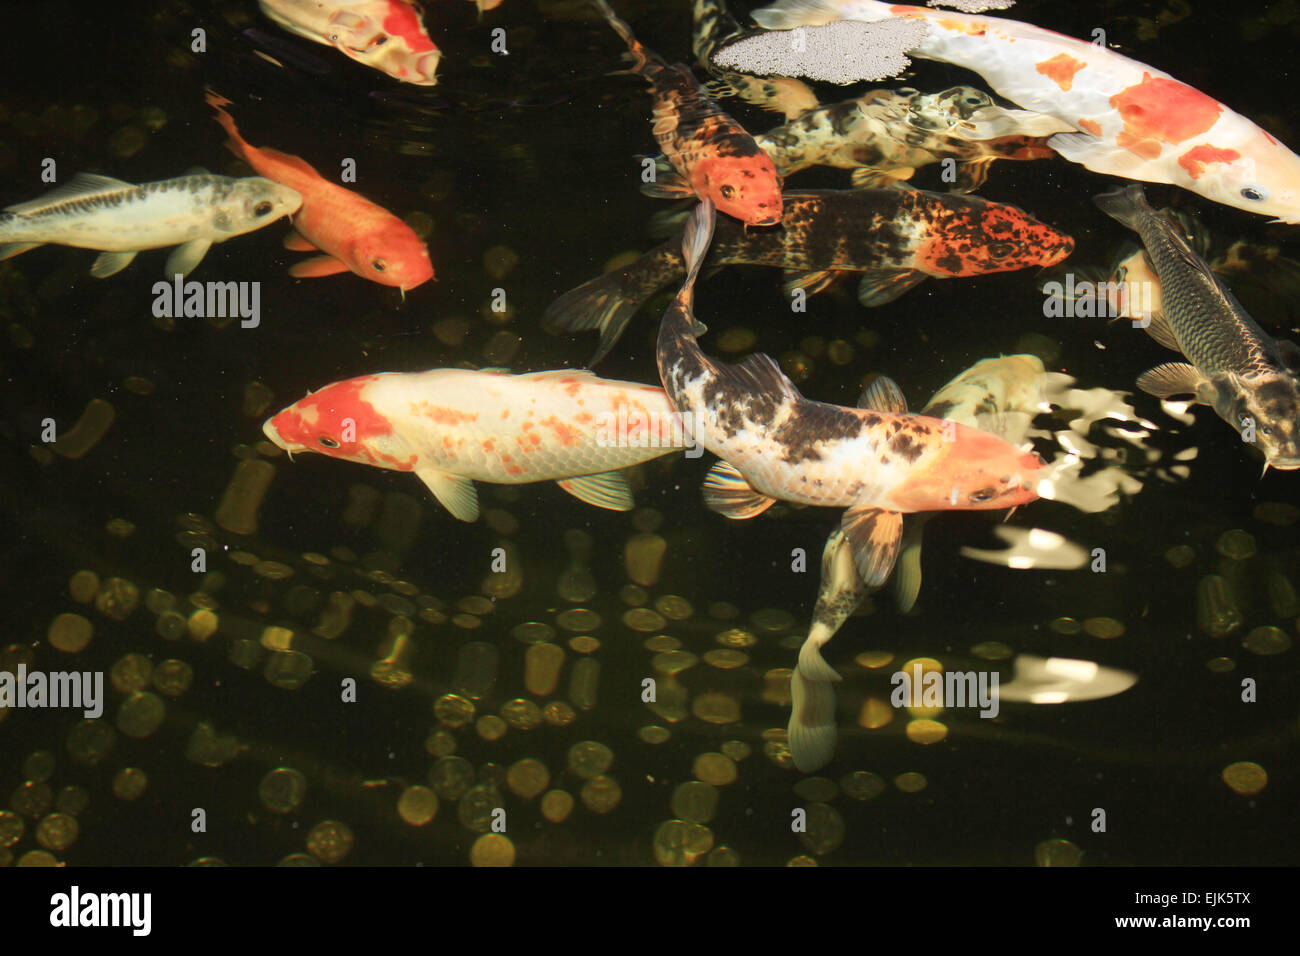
xmin=969 ymin=487 xmax=997 ymax=503
xmin=1241 ymin=187 xmax=1267 ymax=202
xmin=720 ymin=185 xmax=736 ymax=200
xmin=319 ymin=436 xmax=340 ymax=448
xmin=253 ymin=201 xmax=273 ymax=217
xmin=371 ymin=259 xmax=387 ymax=272
xmin=987 ymin=241 xmax=1015 ymax=259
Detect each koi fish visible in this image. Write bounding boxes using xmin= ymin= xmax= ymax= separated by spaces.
xmin=589 ymin=0 xmax=783 ymax=226
xmin=1095 ymin=184 xmax=1300 ymax=470
xmin=206 ymin=92 xmax=434 ymax=292
xmin=758 ymin=85 xmax=1066 ymax=191
xmin=0 ymin=172 xmax=301 ymax=278
xmin=263 ymin=368 xmax=687 ymax=519
xmin=789 ymin=353 xmax=1056 ymax=771
xmin=752 ymin=0 xmax=1300 ymax=222
xmin=657 ymin=199 xmax=1044 ymax=591
xmin=547 ymin=187 xmax=1073 ymax=364
xmin=691 ymin=0 xmax=822 ymax=120
xmin=258 ymin=0 xmax=440 ymax=85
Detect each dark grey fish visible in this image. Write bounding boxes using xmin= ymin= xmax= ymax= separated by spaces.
xmin=1093 ymin=184 xmax=1300 ymax=470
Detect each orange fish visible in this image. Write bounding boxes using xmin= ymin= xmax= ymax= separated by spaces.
xmin=590 ymin=0 xmax=783 ymax=226
xmin=206 ymin=91 xmax=433 ymax=291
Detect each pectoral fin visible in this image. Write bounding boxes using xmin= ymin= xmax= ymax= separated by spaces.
xmin=702 ymin=460 xmax=777 ymax=519
xmin=1140 ymin=310 xmax=1181 ymax=351
xmin=556 ymin=471 xmax=633 ymax=511
xmin=781 ymin=269 xmax=839 ymax=298
xmin=90 ymin=250 xmax=138 ymax=278
xmin=857 ymin=375 xmax=908 ymax=413
xmin=857 ymin=269 xmax=926 ymax=307
xmin=0 ymin=241 xmax=43 ymax=261
xmin=283 ymin=229 xmax=319 ymax=252
xmin=1276 ymin=339 xmax=1300 ymax=372
xmin=1049 ymin=132 xmax=1176 ymax=183
xmin=164 ymin=238 xmax=213 ymax=278
xmin=416 ymin=467 xmax=480 ymax=521
xmin=1136 ymin=363 xmax=1210 ymax=402
xmin=840 ymin=506 xmax=903 ymax=587
xmin=640 ymin=174 xmax=695 ymax=200
xmin=890 ymin=515 xmax=927 ymax=614
xmin=952 ymin=158 xmax=994 ymax=193
xmin=288 ymin=255 xmax=350 ymax=278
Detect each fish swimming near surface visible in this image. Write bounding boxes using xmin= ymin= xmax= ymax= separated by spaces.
xmin=206 ymin=92 xmax=434 ymax=292
xmin=258 ymin=0 xmax=440 ymax=85
xmin=656 ymin=198 xmax=1044 ymax=591
xmin=548 ymin=187 xmax=1073 ymax=364
xmin=263 ymin=367 xmax=688 ymax=519
xmin=1094 ymin=184 xmax=1300 ymax=470
xmin=0 ymin=172 xmax=302 ymax=278
xmin=751 ymin=0 xmax=1300 ymax=222
xmin=757 ymin=85 xmax=1066 ymax=191
xmin=788 ymin=353 xmax=1051 ymax=771
xmin=589 ymin=0 xmax=784 ymax=226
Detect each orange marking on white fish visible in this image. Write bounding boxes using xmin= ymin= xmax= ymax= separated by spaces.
xmin=1035 ymin=53 xmax=1085 ymax=92
xmin=1078 ymin=117 xmax=1102 ymax=136
xmin=1178 ymin=145 xmax=1242 ymax=180
xmin=1110 ymin=74 xmax=1223 ymax=148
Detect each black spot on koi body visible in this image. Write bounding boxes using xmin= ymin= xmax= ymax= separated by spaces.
xmin=889 ymin=431 xmax=924 ymax=463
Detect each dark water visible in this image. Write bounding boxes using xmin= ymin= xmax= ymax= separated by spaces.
xmin=0 ymin=0 xmax=1297 ymax=867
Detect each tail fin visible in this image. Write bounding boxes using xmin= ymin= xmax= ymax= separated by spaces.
xmin=675 ymin=200 xmax=715 ymax=334
xmin=204 ymin=89 xmax=251 ymax=163
xmin=544 ymin=270 xmax=647 ymax=367
xmin=788 ymin=665 xmax=838 ymax=772
xmin=590 ymin=0 xmax=651 ymax=73
xmin=797 ymin=627 xmax=843 ymax=683
xmin=1092 ymin=184 xmax=1151 ymax=231
xmin=752 ymin=0 xmax=880 ymax=30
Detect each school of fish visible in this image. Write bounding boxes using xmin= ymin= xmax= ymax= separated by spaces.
xmin=7 ymin=0 xmax=1299 ymax=780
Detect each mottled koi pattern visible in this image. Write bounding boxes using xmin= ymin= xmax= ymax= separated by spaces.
xmin=263 ymin=368 xmax=686 ymax=519
xmin=656 ymin=200 xmax=1043 ymax=587
xmin=547 ymin=187 xmax=1072 ymax=364
xmin=754 ymin=0 xmax=1300 ymax=221
xmin=591 ymin=0 xmax=783 ymax=225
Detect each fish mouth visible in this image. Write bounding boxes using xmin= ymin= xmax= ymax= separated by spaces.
xmin=748 ymin=215 xmax=781 ymax=227
xmin=262 ymin=417 xmax=288 ymax=450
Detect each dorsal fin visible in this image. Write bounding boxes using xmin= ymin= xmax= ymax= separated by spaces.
xmin=4 ymin=172 xmax=134 ymax=214
xmin=857 ymin=376 xmax=908 ymax=413
xmin=710 ymin=352 xmax=801 ymax=403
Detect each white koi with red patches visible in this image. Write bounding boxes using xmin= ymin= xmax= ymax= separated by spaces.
xmin=258 ymin=0 xmax=441 ymax=85
xmin=262 ymin=368 xmax=685 ymax=520
xmin=753 ymin=0 xmax=1300 ymax=221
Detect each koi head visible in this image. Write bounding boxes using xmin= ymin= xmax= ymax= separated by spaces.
xmin=915 ymin=198 xmax=1074 ymax=277
xmin=262 ymin=374 xmax=419 ymax=472
xmin=694 ymin=151 xmax=784 ymax=226
xmin=324 ymin=0 xmax=441 ymax=84
xmin=888 ymin=421 xmax=1043 ymax=512
xmin=1211 ymin=372 xmax=1300 ymax=470
xmin=344 ymin=226 xmax=435 ymax=291
xmin=1176 ymin=136 xmax=1300 ymax=224
xmin=214 ymin=177 xmax=303 ymax=236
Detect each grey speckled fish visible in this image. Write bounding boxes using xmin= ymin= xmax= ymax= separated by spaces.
xmin=1094 ymin=184 xmax=1300 ymax=470
xmin=0 ymin=171 xmax=302 ymax=277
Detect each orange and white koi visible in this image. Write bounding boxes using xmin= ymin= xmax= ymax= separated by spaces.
xmin=262 ymin=368 xmax=688 ymax=520
xmin=753 ymin=0 xmax=1300 ymax=222
xmin=258 ymin=0 xmax=440 ymax=85
xmin=657 ymin=199 xmax=1044 ymax=588
xmin=206 ymin=92 xmax=434 ymax=292
xmin=590 ymin=0 xmax=784 ymax=226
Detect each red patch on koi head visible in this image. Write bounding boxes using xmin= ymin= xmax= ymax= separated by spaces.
xmin=918 ymin=204 xmax=1073 ymax=277
xmin=381 ymin=0 xmax=437 ymax=54
xmin=1110 ymin=73 xmax=1223 ymax=158
xmin=1035 ymin=53 xmax=1086 ymax=92
xmin=694 ymin=154 xmax=784 ymax=226
xmin=264 ymin=376 xmax=404 ymax=467
xmin=1178 ymin=144 xmax=1242 ymax=180
xmin=891 ymin=424 xmax=1042 ymax=512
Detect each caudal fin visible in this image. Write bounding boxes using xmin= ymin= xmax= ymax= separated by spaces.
xmin=788 ymin=665 xmax=838 ymax=772
xmin=204 ymin=89 xmax=253 ymax=164
xmin=589 ymin=0 xmax=651 ymax=72
xmin=1092 ymin=184 xmax=1151 ymax=232
xmin=544 ymin=267 xmax=652 ymax=367
xmin=680 ymin=199 xmax=716 ymax=306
